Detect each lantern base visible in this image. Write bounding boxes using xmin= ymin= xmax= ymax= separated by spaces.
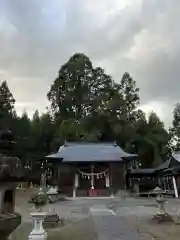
xmin=29 ymin=212 xmax=47 ymax=240
xmin=28 ymin=230 xmax=47 ymax=240
xmin=152 ymin=212 xmax=173 ymax=224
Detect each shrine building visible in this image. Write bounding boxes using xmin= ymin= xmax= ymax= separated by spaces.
xmin=46 ymin=141 xmax=137 ymax=197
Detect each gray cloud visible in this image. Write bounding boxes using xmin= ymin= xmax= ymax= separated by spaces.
xmin=0 ymin=0 xmax=180 ymax=126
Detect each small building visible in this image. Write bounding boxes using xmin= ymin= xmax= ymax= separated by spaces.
xmin=129 ymin=152 xmax=180 ymax=197
xmin=46 ymin=141 xmax=137 ymax=197
xmin=160 ymin=152 xmax=180 ymax=197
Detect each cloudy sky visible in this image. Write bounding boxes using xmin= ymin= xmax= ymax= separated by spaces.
xmin=0 ymin=0 xmax=180 ymax=127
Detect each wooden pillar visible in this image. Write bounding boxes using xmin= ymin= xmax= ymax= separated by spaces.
xmin=172 ymin=175 xmax=178 ymax=198
xmin=134 ymin=181 xmax=139 ymax=197
xmin=166 ymin=177 xmax=169 ymax=190
xmin=57 ymin=167 xmax=60 ymax=191
xmin=109 ymin=164 xmax=114 ymax=197
xmin=124 ymin=164 xmax=127 ymax=190
xmin=73 ymin=186 xmax=76 ymax=198
xmin=105 ymin=171 xmax=110 ymax=188
xmin=73 ymin=172 xmax=79 ymax=198
xmin=90 ymin=165 xmax=94 ymax=190
xmin=162 ymin=177 xmax=166 ymax=191
xmin=158 ymin=177 xmax=161 ymax=188
xmin=73 ymin=172 xmax=76 ymax=198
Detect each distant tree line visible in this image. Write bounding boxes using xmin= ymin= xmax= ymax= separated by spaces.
xmin=0 ymin=53 xmax=179 ymax=168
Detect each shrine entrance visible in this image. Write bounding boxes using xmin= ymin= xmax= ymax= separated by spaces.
xmin=74 ymin=164 xmax=111 ymax=197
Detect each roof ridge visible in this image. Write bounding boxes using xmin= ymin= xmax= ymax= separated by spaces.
xmin=65 ymin=141 xmax=115 ymax=146
xmin=66 ymin=141 xmax=114 ymax=145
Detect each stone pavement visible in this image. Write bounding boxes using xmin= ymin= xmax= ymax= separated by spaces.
xmin=16 ymin=194 xmax=180 ymax=239
xmin=90 ymin=207 xmax=152 ymax=240
xmin=19 ymin=196 xmax=180 ymax=221
xmin=92 ymin=216 xmax=151 ymax=240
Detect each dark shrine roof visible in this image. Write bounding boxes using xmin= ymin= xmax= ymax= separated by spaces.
xmin=130 ymin=152 xmax=180 ymax=177
xmin=130 ymin=168 xmax=156 ymax=176
xmin=46 ymin=141 xmax=137 ymax=163
xmin=155 ymin=159 xmax=171 ymax=171
xmin=161 ymin=152 xmax=180 ymax=174
xmin=171 ymin=152 xmax=180 ymax=164
xmin=159 ymin=152 xmax=180 ymax=170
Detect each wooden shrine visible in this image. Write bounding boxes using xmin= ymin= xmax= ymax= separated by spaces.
xmin=45 ymin=141 xmax=137 ymax=197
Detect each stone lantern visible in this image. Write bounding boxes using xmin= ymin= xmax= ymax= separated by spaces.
xmin=0 ymin=130 xmax=24 ymax=240
xmin=152 ymin=186 xmax=172 ymax=223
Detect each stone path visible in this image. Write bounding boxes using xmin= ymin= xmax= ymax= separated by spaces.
xmin=90 ymin=207 xmax=152 ymax=240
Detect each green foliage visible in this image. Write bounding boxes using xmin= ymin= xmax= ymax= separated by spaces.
xmin=169 ymin=103 xmax=180 ymax=152
xmin=14 ymin=111 xmax=32 ymax=162
xmin=0 ymin=53 xmax=171 ymax=168
xmin=132 ymin=112 xmax=169 ymax=167
xmin=0 ymin=80 xmax=16 ymax=129
xmin=47 ymin=53 xmax=94 ymax=120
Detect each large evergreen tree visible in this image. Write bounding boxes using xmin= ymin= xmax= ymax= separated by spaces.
xmin=47 ymin=54 xmax=93 ymax=120
xmin=0 ymin=80 xmax=16 ymax=129
xmin=47 ymin=53 xmax=169 ymax=165
xmin=47 ymin=53 xmax=115 ymax=142
xmin=14 ymin=111 xmax=32 ymax=163
xmin=0 ymin=54 xmax=171 ymax=169
xmin=132 ymin=112 xmax=169 ymax=167
xmin=110 ymin=72 xmax=141 ymax=148
xmin=169 ymin=103 xmax=180 ymax=151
